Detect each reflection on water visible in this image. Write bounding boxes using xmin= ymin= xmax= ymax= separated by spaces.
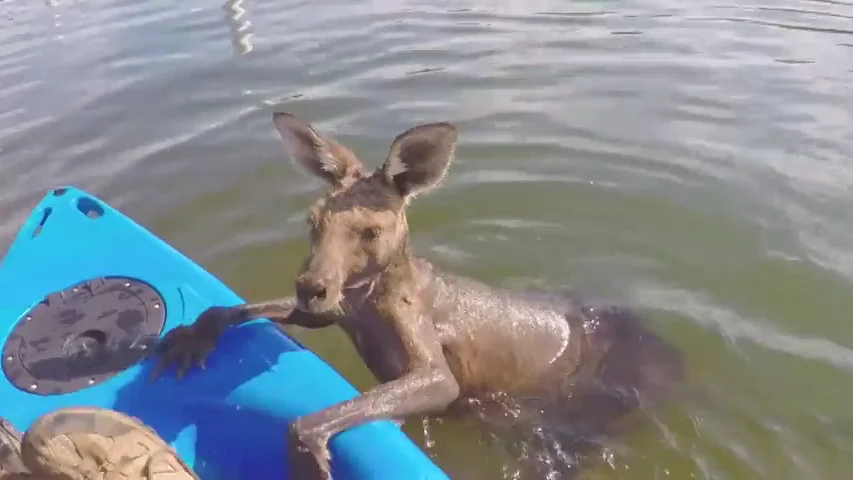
xmin=223 ymin=0 xmax=253 ymax=55
xmin=1 ymin=0 xmax=853 ymax=478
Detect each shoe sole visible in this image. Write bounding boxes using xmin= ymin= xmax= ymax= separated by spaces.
xmin=20 ymin=406 xmax=198 ymax=479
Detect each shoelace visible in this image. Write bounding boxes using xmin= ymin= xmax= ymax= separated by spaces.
xmin=101 ymin=448 xmax=198 ymax=480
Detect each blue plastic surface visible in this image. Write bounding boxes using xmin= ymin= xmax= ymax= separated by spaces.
xmin=0 ymin=187 xmax=448 ymax=480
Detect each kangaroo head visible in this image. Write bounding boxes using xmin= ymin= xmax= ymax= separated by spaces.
xmin=272 ymin=112 xmax=458 ymax=313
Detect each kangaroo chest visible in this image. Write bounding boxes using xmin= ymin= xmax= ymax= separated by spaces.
xmin=339 ymin=307 xmax=411 ymax=383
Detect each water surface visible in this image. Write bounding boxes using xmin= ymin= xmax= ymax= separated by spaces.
xmin=1 ymin=0 xmax=852 ymax=478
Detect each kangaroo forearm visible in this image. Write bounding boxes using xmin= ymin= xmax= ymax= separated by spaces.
xmin=233 ymin=297 xmax=334 ymax=329
xmin=238 ymin=297 xmax=298 ymax=322
xmin=290 ymin=309 xmax=459 ymax=438
xmin=292 ymin=366 xmax=460 ymax=438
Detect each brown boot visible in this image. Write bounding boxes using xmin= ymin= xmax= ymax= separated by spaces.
xmin=0 ymin=416 xmax=29 ymax=478
xmin=20 ymin=407 xmax=199 ymax=480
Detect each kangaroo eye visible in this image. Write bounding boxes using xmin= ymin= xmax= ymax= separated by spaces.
xmin=361 ymin=227 xmax=379 ymax=241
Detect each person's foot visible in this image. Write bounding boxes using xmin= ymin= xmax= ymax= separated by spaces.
xmin=20 ymin=407 xmax=199 ymax=480
xmin=0 ymin=416 xmax=28 ymax=478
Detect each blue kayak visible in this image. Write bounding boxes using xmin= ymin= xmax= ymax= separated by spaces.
xmin=0 ymin=186 xmax=448 ymax=480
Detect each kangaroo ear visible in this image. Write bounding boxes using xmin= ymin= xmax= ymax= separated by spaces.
xmin=272 ymin=112 xmax=365 ymax=186
xmin=379 ymin=122 xmax=458 ymax=201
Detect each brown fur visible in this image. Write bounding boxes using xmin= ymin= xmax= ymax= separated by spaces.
xmin=153 ymin=112 xmax=684 ymax=479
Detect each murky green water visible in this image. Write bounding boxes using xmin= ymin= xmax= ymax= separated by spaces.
xmin=2 ymin=0 xmax=853 ymax=478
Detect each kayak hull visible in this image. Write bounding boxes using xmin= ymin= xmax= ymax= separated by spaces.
xmin=0 ymin=187 xmax=448 ymax=480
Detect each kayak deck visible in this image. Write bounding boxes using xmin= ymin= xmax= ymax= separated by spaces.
xmin=0 ymin=187 xmax=448 ymax=480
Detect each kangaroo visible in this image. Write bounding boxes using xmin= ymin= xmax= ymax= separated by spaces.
xmin=152 ymin=112 xmax=684 ymax=479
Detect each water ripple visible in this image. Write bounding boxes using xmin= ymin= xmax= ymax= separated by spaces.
xmin=635 ymin=285 xmax=853 ymax=371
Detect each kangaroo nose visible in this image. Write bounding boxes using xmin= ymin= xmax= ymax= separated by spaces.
xmin=296 ymin=276 xmax=327 ymax=304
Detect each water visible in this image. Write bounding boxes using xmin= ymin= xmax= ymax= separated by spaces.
xmin=2 ymin=0 xmax=852 ymax=477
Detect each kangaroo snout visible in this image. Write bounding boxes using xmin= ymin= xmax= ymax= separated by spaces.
xmin=296 ymin=276 xmax=326 ymax=302
xmin=295 ymin=271 xmax=341 ymax=313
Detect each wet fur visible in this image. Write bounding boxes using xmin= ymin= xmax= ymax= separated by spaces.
xmin=153 ymin=112 xmax=685 ymax=479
